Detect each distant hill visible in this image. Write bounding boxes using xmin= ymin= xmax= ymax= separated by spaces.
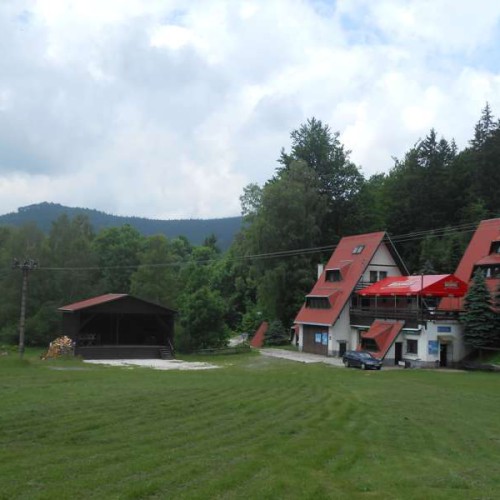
xmin=0 ymin=202 xmax=242 ymax=250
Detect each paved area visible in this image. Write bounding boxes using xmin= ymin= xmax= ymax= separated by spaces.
xmin=84 ymin=359 xmax=219 ymax=370
xmin=259 ymin=348 xmax=345 ymax=367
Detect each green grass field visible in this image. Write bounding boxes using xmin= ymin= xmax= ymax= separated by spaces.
xmin=1 ymin=350 xmax=499 ymax=499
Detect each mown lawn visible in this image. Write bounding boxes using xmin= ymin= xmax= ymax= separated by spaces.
xmin=1 ymin=350 xmax=499 ymax=499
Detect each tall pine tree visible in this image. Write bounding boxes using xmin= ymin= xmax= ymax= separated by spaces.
xmin=461 ymin=269 xmax=496 ymax=348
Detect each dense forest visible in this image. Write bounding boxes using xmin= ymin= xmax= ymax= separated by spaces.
xmin=1 ymin=104 xmax=499 ymax=351
xmin=0 ymin=202 xmax=242 ymax=251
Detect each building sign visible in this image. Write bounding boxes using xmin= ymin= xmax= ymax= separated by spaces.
xmin=322 ymin=333 xmax=328 ymax=345
xmin=428 ymin=340 xmax=439 ymax=355
xmin=437 ymin=326 xmax=452 ymax=333
xmin=315 ymin=333 xmax=322 ymax=343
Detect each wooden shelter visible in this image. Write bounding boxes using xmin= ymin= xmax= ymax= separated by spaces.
xmin=58 ymin=294 xmax=176 ymax=359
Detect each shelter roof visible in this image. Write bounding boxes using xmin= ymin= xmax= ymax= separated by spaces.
xmin=295 ymin=232 xmax=405 ymax=326
xmin=357 ymin=274 xmax=467 ymax=297
xmin=250 ymin=321 xmax=268 ymax=348
xmin=360 ymin=320 xmax=405 ymax=359
xmin=59 ymin=294 xmax=128 ymax=312
xmin=58 ymin=294 xmax=176 ymax=314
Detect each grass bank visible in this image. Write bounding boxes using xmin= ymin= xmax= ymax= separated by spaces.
xmin=1 ymin=350 xmax=499 ymax=499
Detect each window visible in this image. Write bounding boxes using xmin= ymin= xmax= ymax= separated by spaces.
xmin=352 ymin=245 xmax=365 ymax=254
xmin=370 ymin=270 xmax=388 ymax=282
xmin=490 ymin=241 xmax=500 ymax=254
xmin=406 ymin=339 xmax=418 ymax=354
xmin=315 ymin=333 xmax=328 ymax=345
xmin=361 ymin=338 xmax=378 ymax=352
xmin=482 ymin=266 xmax=500 ymax=279
xmin=325 ymin=269 xmax=341 ymax=282
xmin=305 ymin=297 xmax=330 ymax=309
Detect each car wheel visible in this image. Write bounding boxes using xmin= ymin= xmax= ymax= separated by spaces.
xmin=361 ymin=363 xmax=366 ymax=370
xmin=376 ymin=367 xmax=382 ymax=370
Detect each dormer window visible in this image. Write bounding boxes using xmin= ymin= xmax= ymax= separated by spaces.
xmin=325 ymin=269 xmax=341 ymax=282
xmin=491 ymin=241 xmax=500 ymax=254
xmin=352 ymin=245 xmax=365 ymax=254
xmin=305 ymin=297 xmax=331 ymax=309
xmin=473 ymin=265 xmax=500 ymax=279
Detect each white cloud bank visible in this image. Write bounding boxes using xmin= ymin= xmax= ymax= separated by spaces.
xmin=1 ymin=0 xmax=500 ymax=219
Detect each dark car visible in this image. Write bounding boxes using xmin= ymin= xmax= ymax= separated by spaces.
xmin=342 ymin=350 xmax=383 ymax=370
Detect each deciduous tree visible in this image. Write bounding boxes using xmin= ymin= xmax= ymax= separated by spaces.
xmin=92 ymin=225 xmax=143 ymax=293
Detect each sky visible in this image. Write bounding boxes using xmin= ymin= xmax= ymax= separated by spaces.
xmin=1 ymin=0 xmax=500 ymax=220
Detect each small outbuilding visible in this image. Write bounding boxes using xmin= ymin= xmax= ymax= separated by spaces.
xmin=58 ymin=294 xmax=176 ymax=360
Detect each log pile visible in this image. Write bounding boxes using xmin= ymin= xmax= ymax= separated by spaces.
xmin=41 ymin=336 xmax=74 ymax=359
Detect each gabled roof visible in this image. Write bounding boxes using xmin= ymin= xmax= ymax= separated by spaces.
xmin=453 ymin=218 xmax=500 ymax=283
xmin=360 ymin=320 xmax=405 ymax=359
xmin=295 ymin=232 xmax=406 ymax=326
xmin=58 ymin=294 xmax=176 ymax=314
xmin=358 ymin=274 xmax=467 ymax=297
xmin=59 ymin=294 xmax=128 ymax=312
xmin=440 ymin=218 xmax=500 ymax=311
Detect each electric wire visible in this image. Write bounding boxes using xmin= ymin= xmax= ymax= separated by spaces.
xmin=5 ymin=219 xmax=483 ymax=274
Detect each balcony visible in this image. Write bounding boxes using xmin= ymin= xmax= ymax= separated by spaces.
xmin=350 ymin=307 xmax=460 ymax=328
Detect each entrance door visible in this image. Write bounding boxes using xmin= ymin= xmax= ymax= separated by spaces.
xmin=395 ymin=342 xmax=403 ymax=365
xmin=302 ymin=325 xmax=328 ymax=355
xmin=440 ymin=343 xmax=448 ymax=367
xmin=339 ymin=342 xmax=346 ymax=357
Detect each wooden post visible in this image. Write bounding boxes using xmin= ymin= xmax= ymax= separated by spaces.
xmin=18 ymin=268 xmax=28 ymax=359
xmin=12 ymin=259 xmax=38 ymax=359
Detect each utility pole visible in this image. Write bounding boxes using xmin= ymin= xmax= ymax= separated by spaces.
xmin=12 ymin=258 xmax=38 ymax=359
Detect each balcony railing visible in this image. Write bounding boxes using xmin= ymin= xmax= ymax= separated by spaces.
xmin=350 ymin=307 xmax=460 ymax=327
xmin=354 ymin=280 xmax=374 ymax=291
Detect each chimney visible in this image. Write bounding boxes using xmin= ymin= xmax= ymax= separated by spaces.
xmin=317 ymin=263 xmax=324 ymax=279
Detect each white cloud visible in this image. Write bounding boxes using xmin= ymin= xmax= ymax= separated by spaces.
xmin=1 ymin=0 xmax=500 ymax=218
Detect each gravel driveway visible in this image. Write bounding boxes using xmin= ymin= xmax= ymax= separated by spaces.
xmin=259 ymin=348 xmax=345 ymax=367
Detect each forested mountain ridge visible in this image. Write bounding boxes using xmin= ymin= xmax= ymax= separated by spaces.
xmin=0 ymin=202 xmax=242 ymax=250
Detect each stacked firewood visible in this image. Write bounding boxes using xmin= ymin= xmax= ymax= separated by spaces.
xmin=41 ymin=336 xmax=74 ymax=359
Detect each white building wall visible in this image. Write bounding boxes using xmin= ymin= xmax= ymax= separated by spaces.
xmin=297 ymin=324 xmax=304 ymax=351
xmin=328 ymin=304 xmax=350 ymax=355
xmin=383 ymin=322 xmax=466 ymax=368
xmin=361 ymin=244 xmax=403 ymax=282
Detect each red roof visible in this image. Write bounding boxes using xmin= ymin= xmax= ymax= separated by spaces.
xmin=358 ymin=274 xmax=467 ymax=297
xmin=295 ymin=232 xmax=404 ymax=326
xmin=475 ymin=254 xmax=500 ymax=266
xmin=440 ymin=218 xmax=500 ymax=311
xmin=360 ymin=320 xmax=405 ymax=359
xmin=59 ymin=294 xmax=128 ymax=312
xmin=250 ymin=321 xmax=268 ymax=348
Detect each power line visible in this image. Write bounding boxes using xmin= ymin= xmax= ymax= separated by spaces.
xmin=17 ymin=219 xmax=481 ymax=273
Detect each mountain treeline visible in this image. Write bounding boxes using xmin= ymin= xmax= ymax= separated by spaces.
xmin=0 ymin=202 xmax=242 ymax=251
xmin=1 ymin=104 xmax=499 ymax=350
